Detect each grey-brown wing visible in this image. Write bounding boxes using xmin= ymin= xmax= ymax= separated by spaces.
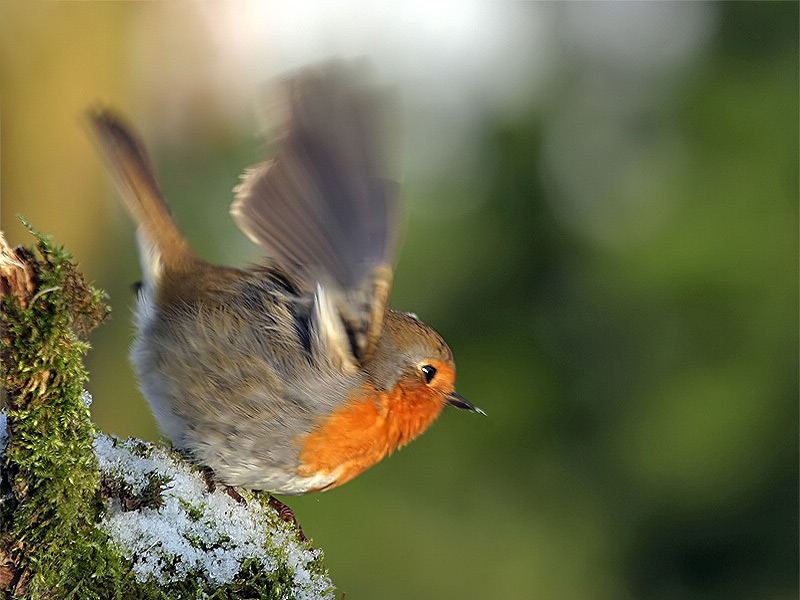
xmin=231 ymin=61 xmax=401 ymax=363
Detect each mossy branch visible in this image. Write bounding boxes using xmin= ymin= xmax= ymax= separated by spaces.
xmin=0 ymin=226 xmax=334 ymax=600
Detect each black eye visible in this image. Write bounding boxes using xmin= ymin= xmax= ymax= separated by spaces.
xmin=421 ymin=364 xmax=437 ymax=384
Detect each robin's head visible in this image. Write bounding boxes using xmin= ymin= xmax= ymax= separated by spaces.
xmin=365 ymin=310 xmax=482 ymax=414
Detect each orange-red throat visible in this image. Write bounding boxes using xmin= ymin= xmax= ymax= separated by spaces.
xmin=296 ymin=362 xmax=456 ymax=490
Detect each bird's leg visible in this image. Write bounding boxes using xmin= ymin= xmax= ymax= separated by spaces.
xmin=224 ymin=486 xmax=246 ymax=505
xmin=268 ymin=495 xmax=308 ymax=542
xmin=201 ymin=466 xmax=246 ymax=504
xmin=201 ymin=466 xmax=217 ymax=491
xmin=201 ymin=468 xmax=305 ymax=539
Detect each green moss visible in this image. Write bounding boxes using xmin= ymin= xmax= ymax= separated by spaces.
xmin=101 ymin=472 xmax=170 ymax=513
xmin=1 ymin=223 xmax=118 ymax=599
xmin=209 ymin=557 xmax=301 ymax=600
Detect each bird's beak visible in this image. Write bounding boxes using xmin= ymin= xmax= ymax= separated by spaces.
xmin=446 ymin=391 xmax=485 ymax=415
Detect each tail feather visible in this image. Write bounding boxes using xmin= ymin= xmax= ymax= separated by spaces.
xmin=88 ymin=109 xmax=196 ymax=283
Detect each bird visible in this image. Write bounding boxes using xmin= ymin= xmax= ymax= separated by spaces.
xmin=89 ymin=60 xmax=482 ymax=497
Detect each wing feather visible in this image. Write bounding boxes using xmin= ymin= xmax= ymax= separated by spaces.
xmin=231 ymin=61 xmax=401 ymax=362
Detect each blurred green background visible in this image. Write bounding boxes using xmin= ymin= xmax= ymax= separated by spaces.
xmin=1 ymin=2 xmax=796 ymax=598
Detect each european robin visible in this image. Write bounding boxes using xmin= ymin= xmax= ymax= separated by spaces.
xmin=89 ymin=61 xmax=482 ymax=495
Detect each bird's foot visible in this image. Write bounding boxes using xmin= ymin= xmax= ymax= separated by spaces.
xmin=268 ymin=496 xmax=308 ymax=542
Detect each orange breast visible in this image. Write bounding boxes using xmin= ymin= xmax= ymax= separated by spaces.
xmin=296 ymin=382 xmax=446 ymax=490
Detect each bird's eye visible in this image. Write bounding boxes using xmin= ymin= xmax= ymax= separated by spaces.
xmin=421 ymin=364 xmax=437 ymax=384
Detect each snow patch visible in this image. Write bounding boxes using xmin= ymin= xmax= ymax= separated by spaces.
xmin=94 ymin=434 xmax=333 ymax=598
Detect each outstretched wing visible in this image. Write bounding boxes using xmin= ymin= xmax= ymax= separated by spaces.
xmin=230 ymin=61 xmax=401 ymax=364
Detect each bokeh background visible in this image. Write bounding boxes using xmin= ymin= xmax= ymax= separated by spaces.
xmin=1 ymin=2 xmax=797 ymax=598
